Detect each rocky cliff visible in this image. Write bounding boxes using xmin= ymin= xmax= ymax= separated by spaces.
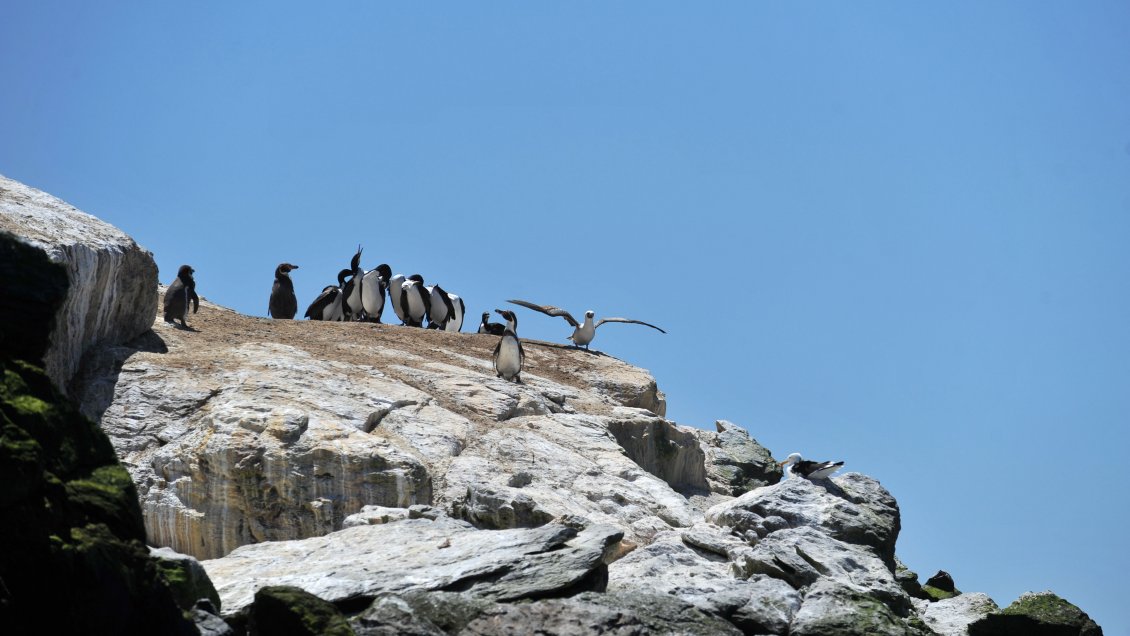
xmin=6 ymin=175 xmax=1104 ymax=635
xmin=0 ymin=174 xmax=157 ymax=396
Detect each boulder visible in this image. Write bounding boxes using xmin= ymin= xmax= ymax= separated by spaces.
xmin=968 ymin=591 xmax=1103 ymax=636
xmin=921 ymin=592 xmax=998 ymax=636
xmin=789 ymin=579 xmax=925 ymax=636
xmin=248 ymin=586 xmax=353 ymax=636
xmin=0 ymin=174 xmax=157 ymax=395
xmin=150 ymin=545 xmax=222 ymax=611
xmin=693 ymin=419 xmax=782 ymax=495
xmin=202 ymin=516 xmax=623 ymax=617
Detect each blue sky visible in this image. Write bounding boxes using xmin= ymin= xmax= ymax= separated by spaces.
xmin=3 ymin=2 xmax=1128 ymax=632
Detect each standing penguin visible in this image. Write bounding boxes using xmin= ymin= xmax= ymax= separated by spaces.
xmin=426 ymin=283 xmax=456 ymax=329
xmin=492 ymin=309 xmax=524 ymax=383
xmin=268 ymin=263 xmax=299 ymax=319
xmin=387 ymin=273 xmax=408 ymax=324
xmin=304 ymin=269 xmax=349 ymax=321
xmin=360 ymin=263 xmax=392 ymax=323
xmin=163 ymin=265 xmax=200 ymax=327
xmin=341 ymin=247 xmax=364 ymax=321
xmin=445 ymin=293 xmax=466 ymax=332
xmin=397 ymin=275 xmax=431 ymax=327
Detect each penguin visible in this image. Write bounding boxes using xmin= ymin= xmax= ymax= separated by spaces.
xmin=304 ymin=269 xmax=349 ymax=321
xmin=268 ymin=263 xmax=299 ymax=319
xmin=492 ymin=309 xmax=524 ymax=383
xmin=360 ymin=263 xmax=392 ymax=323
xmin=478 ymin=311 xmax=505 ymax=335
xmin=387 ymin=273 xmax=408 ymax=324
xmin=445 ymin=293 xmax=465 ymax=332
xmin=507 ymin=299 xmax=666 ymax=350
xmin=163 ymin=264 xmax=200 ymax=327
xmin=426 ymin=283 xmax=456 ymax=329
xmin=397 ymin=275 xmax=431 ymax=327
xmin=341 ymin=247 xmax=364 ymax=321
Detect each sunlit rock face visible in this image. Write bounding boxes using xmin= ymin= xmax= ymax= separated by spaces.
xmin=0 ymin=174 xmax=157 ymax=395
xmin=76 ymin=292 xmax=717 ymax=560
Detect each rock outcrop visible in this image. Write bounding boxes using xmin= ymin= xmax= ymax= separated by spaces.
xmin=0 ymin=175 xmax=157 ymax=395
xmin=10 ymin=172 xmax=1101 ymax=635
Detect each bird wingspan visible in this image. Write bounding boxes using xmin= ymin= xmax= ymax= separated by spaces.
xmin=507 ymin=299 xmax=579 ymax=327
xmin=594 ymin=317 xmax=666 ymax=333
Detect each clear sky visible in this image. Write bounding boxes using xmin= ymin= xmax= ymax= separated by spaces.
xmin=3 ymin=2 xmax=1128 ymax=632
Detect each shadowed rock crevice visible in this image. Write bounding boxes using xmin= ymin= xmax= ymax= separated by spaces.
xmin=606 ymin=413 xmax=709 ymax=495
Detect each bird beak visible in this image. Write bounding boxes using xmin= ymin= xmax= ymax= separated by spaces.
xmin=778 ymin=460 xmax=788 ymax=467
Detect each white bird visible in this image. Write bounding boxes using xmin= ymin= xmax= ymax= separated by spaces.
xmin=779 ymin=453 xmax=844 ymax=480
xmin=506 ymin=299 xmax=665 ymax=350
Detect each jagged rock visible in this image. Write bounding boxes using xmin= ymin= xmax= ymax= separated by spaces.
xmin=790 ymin=579 xmax=924 ymax=636
xmin=607 ymin=530 xmax=800 ymax=633
xmin=192 ymin=599 xmax=236 ymax=636
xmin=968 ymin=591 xmax=1103 ymax=636
xmin=606 ymin=410 xmax=709 ymax=493
xmin=0 ymin=174 xmax=157 ymax=395
xmin=202 ymin=516 xmax=623 ymax=617
xmin=895 ymin=556 xmax=926 ymax=599
xmin=706 ymin=472 xmax=900 ymax=563
xmin=921 ymin=592 xmax=998 ymax=636
xmin=693 ymin=419 xmax=782 ymax=495
xmin=150 ymin=545 xmax=222 ymax=611
xmin=925 ymin=570 xmax=956 ymax=592
xmin=248 ymin=585 xmax=354 ymax=636
xmin=449 ymin=483 xmax=555 ymax=530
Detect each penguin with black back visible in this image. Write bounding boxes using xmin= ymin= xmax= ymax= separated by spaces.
xmin=341 ymin=246 xmax=364 ymax=321
xmin=478 ymin=311 xmax=505 ymax=335
xmin=268 ymin=263 xmax=299 ymax=319
xmin=360 ymin=263 xmax=393 ymax=323
xmin=397 ymin=274 xmax=430 ymax=327
xmin=163 ymin=265 xmax=200 ymax=328
xmin=305 ymin=269 xmax=349 ymax=321
xmin=492 ymin=309 xmax=524 ymax=383
xmin=426 ymin=283 xmax=456 ymax=329
xmin=387 ymin=273 xmax=408 ymax=324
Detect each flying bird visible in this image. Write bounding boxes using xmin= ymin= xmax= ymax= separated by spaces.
xmin=779 ymin=453 xmax=844 ymax=480
xmin=506 ymin=299 xmax=666 ymax=350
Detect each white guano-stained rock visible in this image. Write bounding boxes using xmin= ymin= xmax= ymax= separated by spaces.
xmin=0 ymin=174 xmax=157 ymax=394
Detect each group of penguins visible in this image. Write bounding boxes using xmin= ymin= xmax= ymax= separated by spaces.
xmin=163 ymin=248 xmax=530 ymax=382
xmin=163 ymin=255 xmax=847 ymax=473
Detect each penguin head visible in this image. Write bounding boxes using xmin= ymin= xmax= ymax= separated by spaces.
xmin=376 ymin=264 xmax=392 ymax=281
xmin=494 ymin=309 xmax=517 ymax=329
xmin=277 ymin=263 xmax=299 ymax=275
xmin=177 ymin=265 xmax=195 ymax=279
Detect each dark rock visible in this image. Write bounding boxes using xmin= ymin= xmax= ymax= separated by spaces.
xmin=0 ymin=232 xmax=192 ymax=634
xmin=248 ymin=585 xmax=354 ymax=636
xmin=925 ymin=570 xmax=956 ymax=593
xmin=151 ymin=545 xmax=222 ymax=611
xmin=895 ymin=557 xmax=926 ymax=599
xmin=0 ymin=231 xmax=68 ymax=363
xmin=968 ymin=591 xmax=1103 ymax=636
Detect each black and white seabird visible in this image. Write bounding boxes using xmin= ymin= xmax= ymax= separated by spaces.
xmin=779 ymin=453 xmax=844 ymax=480
xmin=341 ymin=246 xmax=365 ymax=321
xmin=478 ymin=311 xmax=505 ymax=335
xmin=445 ymin=293 xmax=466 ymax=332
xmin=163 ymin=265 xmax=200 ymax=327
xmin=492 ymin=309 xmax=524 ymax=383
xmin=426 ymin=283 xmax=456 ymax=329
xmin=397 ymin=274 xmax=430 ymax=327
xmin=360 ymin=263 xmax=392 ymax=323
xmin=268 ymin=263 xmax=299 ymax=319
xmin=304 ymin=269 xmax=349 ymax=321
xmin=507 ymin=299 xmax=666 ymax=350
xmin=387 ymin=273 xmax=408 ymax=324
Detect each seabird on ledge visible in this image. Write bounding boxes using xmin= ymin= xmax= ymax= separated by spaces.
xmin=506 ymin=299 xmax=666 ymax=350
xmin=779 ymin=453 xmax=844 ymax=480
